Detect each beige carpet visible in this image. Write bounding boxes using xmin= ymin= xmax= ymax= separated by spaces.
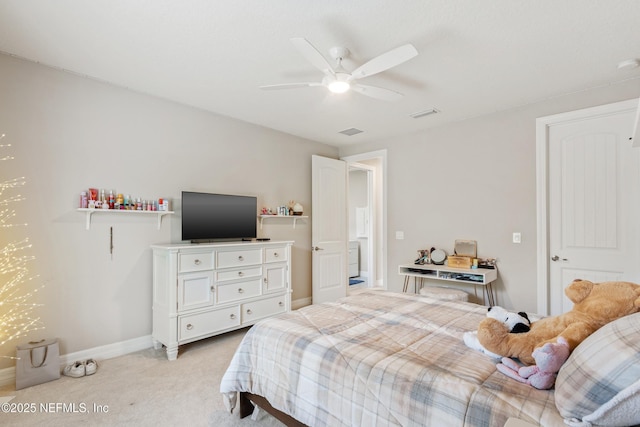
xmin=0 ymin=328 xmax=283 ymax=426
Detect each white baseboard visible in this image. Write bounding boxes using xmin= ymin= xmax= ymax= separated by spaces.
xmin=59 ymin=335 xmax=153 ymax=366
xmin=0 ymin=335 xmax=153 ymax=388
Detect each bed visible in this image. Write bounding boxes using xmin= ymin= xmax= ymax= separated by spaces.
xmin=220 ymin=290 xmax=640 ymax=427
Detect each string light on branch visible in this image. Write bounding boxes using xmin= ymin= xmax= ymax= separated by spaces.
xmin=0 ymin=133 xmax=44 ymax=353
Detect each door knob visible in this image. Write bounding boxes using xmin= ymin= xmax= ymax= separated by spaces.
xmin=551 ymin=255 xmax=568 ymax=261
xmin=312 ymin=246 xmax=324 ymax=251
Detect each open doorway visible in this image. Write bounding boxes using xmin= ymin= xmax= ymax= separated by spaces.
xmin=342 ymin=150 xmax=387 ymax=290
xmin=347 ymin=164 xmax=372 ymax=289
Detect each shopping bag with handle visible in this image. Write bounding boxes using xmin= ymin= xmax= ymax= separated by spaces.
xmin=15 ymin=338 xmax=60 ymax=390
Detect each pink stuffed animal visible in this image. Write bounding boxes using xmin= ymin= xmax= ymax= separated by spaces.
xmin=496 ymin=337 xmax=570 ymax=390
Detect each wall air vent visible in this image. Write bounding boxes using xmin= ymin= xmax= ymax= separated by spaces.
xmin=339 ymin=128 xmax=364 ymax=136
xmin=409 ymin=108 xmax=439 ymax=119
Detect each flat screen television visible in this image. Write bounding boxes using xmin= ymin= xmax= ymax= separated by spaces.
xmin=181 ymin=191 xmax=257 ymax=242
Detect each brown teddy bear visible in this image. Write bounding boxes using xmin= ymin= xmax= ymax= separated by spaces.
xmin=477 ymin=279 xmax=640 ymax=365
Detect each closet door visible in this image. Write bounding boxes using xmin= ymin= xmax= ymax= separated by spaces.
xmin=546 ymin=101 xmax=640 ymax=315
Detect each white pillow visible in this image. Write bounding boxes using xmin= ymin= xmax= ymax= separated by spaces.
xmin=554 ymin=312 xmax=640 ymax=426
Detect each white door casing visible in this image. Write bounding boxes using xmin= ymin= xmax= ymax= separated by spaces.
xmin=537 ymin=99 xmax=640 ymax=315
xmin=312 ymin=155 xmax=348 ymax=304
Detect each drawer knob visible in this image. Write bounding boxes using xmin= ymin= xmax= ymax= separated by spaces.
xmin=186 ymin=323 xmax=193 ymax=330
xmin=238 ymin=271 xmax=244 ymax=277
xmin=194 ymin=259 xmax=201 ymax=265
xmin=238 ymin=255 xmax=244 ymax=261
xmin=246 ymin=309 xmax=252 ymax=315
xmin=273 ymin=252 xmax=279 ymax=258
xmin=230 ymin=313 xmax=236 ymax=320
xmin=238 ymin=288 xmax=244 ymax=293
xmin=210 ymin=286 xmax=215 ymax=292
xmin=279 ymin=301 xmax=284 ymax=307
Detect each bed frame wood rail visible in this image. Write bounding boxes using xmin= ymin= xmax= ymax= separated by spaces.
xmin=239 ymin=392 xmax=308 ymax=427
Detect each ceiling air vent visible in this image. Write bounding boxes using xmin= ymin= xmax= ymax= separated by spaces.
xmin=409 ymin=108 xmax=439 ymax=119
xmin=339 ymin=128 xmax=364 ymax=136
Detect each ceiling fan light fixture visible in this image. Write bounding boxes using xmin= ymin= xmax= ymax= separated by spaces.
xmin=328 ymin=80 xmax=351 ymax=94
xmin=326 ymin=72 xmax=351 ymax=94
xmin=263 ymin=38 xmax=418 ymax=101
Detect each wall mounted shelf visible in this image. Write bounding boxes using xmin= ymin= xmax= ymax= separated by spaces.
xmin=259 ymin=215 xmax=308 ymax=229
xmin=77 ymin=208 xmax=174 ymax=230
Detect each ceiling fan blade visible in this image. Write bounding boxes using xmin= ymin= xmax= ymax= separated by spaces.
xmin=350 ymin=44 xmax=418 ymax=80
xmin=260 ymin=82 xmax=323 ymax=90
xmin=351 ymin=84 xmax=404 ymax=101
xmin=290 ymin=37 xmax=335 ymax=76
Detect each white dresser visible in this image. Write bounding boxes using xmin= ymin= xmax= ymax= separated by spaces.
xmin=151 ymin=240 xmax=293 ymax=360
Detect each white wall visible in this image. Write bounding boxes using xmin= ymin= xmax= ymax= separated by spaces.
xmin=340 ymin=79 xmax=640 ymax=311
xmin=0 ymin=54 xmax=337 ymax=367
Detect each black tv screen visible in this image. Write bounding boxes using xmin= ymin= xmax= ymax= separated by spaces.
xmin=181 ymin=191 xmax=257 ymax=242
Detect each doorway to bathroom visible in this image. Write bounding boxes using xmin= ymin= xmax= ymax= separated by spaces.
xmin=347 ymin=165 xmax=371 ymax=288
xmin=343 ymin=149 xmax=387 ymax=290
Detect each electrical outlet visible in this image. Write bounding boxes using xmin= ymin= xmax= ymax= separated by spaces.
xmin=512 ymin=232 xmax=521 ymax=244
xmin=396 ymin=231 xmax=404 ymax=240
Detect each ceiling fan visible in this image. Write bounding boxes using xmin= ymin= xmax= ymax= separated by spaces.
xmin=260 ymin=38 xmax=418 ymax=101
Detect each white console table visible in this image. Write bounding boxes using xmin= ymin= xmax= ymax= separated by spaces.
xmin=398 ymin=263 xmax=498 ymax=305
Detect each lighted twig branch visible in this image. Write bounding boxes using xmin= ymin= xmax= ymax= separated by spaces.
xmin=0 ymin=134 xmax=44 ymax=352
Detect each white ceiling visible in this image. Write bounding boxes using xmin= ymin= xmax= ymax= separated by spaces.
xmin=1 ymin=0 xmax=640 ymax=147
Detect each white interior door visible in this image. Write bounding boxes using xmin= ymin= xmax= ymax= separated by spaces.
xmin=312 ymin=155 xmax=347 ymax=304
xmin=547 ymin=102 xmax=640 ymax=315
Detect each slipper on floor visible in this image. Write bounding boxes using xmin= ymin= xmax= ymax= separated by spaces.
xmin=63 ymin=361 xmax=85 ymax=378
xmin=85 ymin=359 xmax=98 ymax=376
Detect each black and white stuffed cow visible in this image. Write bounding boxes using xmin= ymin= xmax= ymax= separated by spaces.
xmin=463 ymin=306 xmax=531 ymax=358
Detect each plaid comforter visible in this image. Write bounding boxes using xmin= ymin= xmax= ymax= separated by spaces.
xmin=220 ymin=290 xmax=564 ymax=426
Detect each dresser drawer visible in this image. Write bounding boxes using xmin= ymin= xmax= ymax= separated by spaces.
xmin=178 ymin=306 xmax=240 ymax=341
xmin=242 ymin=294 xmax=287 ymax=324
xmin=216 ymin=266 xmax=262 ymax=282
xmin=217 ymin=249 xmax=262 ymax=268
xmin=179 ymin=252 xmax=215 ymax=273
xmin=264 ymin=246 xmax=288 ymax=263
xmin=217 ymin=279 xmax=261 ymax=304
